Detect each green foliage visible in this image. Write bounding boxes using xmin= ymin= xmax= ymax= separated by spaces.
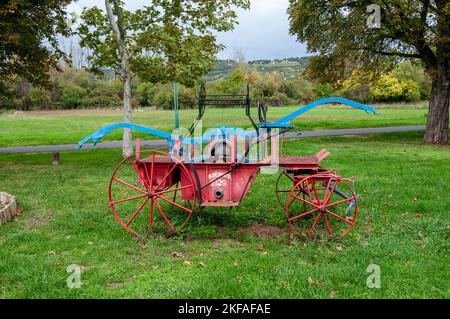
xmin=313 ymin=83 xmax=336 ymax=99
xmin=337 ymin=70 xmax=374 ymax=102
xmin=285 ymin=75 xmax=314 ymax=101
xmin=78 ymin=0 xmax=250 ymax=86
xmin=61 ymin=86 xmax=88 ymax=108
xmin=392 ymin=61 xmax=432 ymax=100
xmin=0 ymin=0 xmax=73 ymax=86
xmin=369 ymin=74 xmax=421 ymax=102
xmin=153 ymin=87 xmax=173 ymax=109
xmin=0 ymin=62 xmax=430 ymax=111
xmin=213 ymin=69 xmax=246 ymax=94
xmin=28 ymin=88 xmax=51 ymax=108
xmin=136 ymin=82 xmax=155 ymax=106
xmin=288 ymin=0 xmax=446 ymax=76
xmin=81 ymin=95 xmax=122 ymax=108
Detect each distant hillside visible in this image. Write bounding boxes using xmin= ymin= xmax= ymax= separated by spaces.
xmin=205 ymin=57 xmax=311 ymax=82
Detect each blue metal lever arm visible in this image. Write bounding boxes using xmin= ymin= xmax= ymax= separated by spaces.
xmin=268 ymin=97 xmax=379 ymax=127
xmin=77 ymin=123 xmax=173 ymax=149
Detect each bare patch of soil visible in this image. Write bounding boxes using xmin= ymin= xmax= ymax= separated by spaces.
xmin=238 ymin=224 xmax=286 ymax=239
xmin=26 ymin=210 xmax=53 ymax=228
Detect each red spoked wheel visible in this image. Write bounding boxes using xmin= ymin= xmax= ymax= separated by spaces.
xmin=285 ymin=173 xmax=358 ymax=240
xmin=108 ymin=150 xmax=198 ymax=238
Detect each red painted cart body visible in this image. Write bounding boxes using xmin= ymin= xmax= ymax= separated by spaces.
xmin=109 ymin=143 xmax=358 ymax=240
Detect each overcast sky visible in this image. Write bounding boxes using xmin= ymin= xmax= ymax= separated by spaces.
xmin=69 ymin=0 xmax=307 ymax=61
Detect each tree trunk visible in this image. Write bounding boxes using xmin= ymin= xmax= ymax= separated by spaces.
xmin=105 ymin=0 xmax=133 ymax=157
xmin=424 ymin=61 xmax=449 ymax=144
xmin=122 ymin=72 xmax=133 ymax=157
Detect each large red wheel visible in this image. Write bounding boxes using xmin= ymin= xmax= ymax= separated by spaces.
xmin=108 ymin=150 xmax=197 ymax=238
xmin=285 ymin=173 xmax=358 ymax=240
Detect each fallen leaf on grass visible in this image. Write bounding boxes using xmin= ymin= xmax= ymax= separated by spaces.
xmin=198 ymin=262 xmax=205 ymax=268
xmin=183 ymin=260 xmax=192 ymax=265
xmin=414 ymin=240 xmax=426 ymax=249
xmin=329 ymin=290 xmax=337 ymax=296
xmin=171 ymin=251 xmax=183 ymax=258
xmin=307 ymin=276 xmax=322 ymax=287
xmin=336 ymin=245 xmax=343 ymax=252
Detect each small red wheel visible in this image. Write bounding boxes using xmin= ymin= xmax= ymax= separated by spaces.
xmin=285 ymin=173 xmax=358 ymax=240
xmin=108 ymin=149 xmax=197 ymax=238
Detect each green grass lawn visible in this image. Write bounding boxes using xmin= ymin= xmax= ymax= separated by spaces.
xmin=0 ymin=102 xmax=430 ymax=147
xmin=0 ymin=131 xmax=448 ymax=298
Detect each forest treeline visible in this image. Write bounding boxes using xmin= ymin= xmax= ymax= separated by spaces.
xmin=0 ymin=59 xmax=430 ymax=111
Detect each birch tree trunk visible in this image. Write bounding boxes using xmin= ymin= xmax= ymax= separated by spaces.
xmin=105 ymin=0 xmax=133 ymax=157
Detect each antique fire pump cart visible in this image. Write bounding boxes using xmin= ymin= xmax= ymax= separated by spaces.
xmin=79 ymin=84 xmax=377 ymax=240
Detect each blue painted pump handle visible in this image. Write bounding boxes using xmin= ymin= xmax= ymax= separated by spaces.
xmin=77 ymin=97 xmax=378 ymax=149
xmin=77 ymin=123 xmax=259 ymax=149
xmin=77 ymin=123 xmax=172 ymax=149
xmin=270 ymin=97 xmax=379 ymax=126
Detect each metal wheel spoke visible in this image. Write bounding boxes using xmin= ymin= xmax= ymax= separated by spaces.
xmin=155 ymin=162 xmax=179 ymax=190
xmin=113 ymin=177 xmax=147 ymax=194
xmin=324 ymin=179 xmax=339 ymax=205
xmin=157 ymin=195 xmax=193 ymax=214
xmin=291 ymin=194 xmax=320 ymax=209
xmin=149 ymin=200 xmax=154 ymax=232
xmin=111 ymin=194 xmax=148 ymax=205
xmin=322 ymin=178 xmax=333 ymax=202
xmin=154 ymin=184 xmax=192 ymax=197
xmin=142 ymin=162 xmax=152 ymax=190
xmin=310 ymin=180 xmax=320 ymax=203
xmin=322 ymin=213 xmax=333 ymax=237
xmin=302 ymin=181 xmax=314 ymax=201
xmin=283 ymin=170 xmax=294 ymax=182
xmin=150 ymin=152 xmax=155 ymax=191
xmin=326 ymin=197 xmax=354 ymax=208
xmin=152 ymin=198 xmax=175 ymax=232
xmin=326 ymin=210 xmax=353 ymax=225
xmin=307 ymin=212 xmax=322 ymax=237
xmin=288 ymin=208 xmax=318 ymax=222
xmin=127 ymin=157 xmax=151 ymax=190
xmin=126 ymin=198 xmax=150 ymax=227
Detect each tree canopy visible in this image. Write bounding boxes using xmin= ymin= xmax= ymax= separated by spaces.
xmin=0 ymin=0 xmax=73 ymax=86
xmin=289 ymin=0 xmax=450 ymax=144
xmin=78 ymin=0 xmax=251 ymax=87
